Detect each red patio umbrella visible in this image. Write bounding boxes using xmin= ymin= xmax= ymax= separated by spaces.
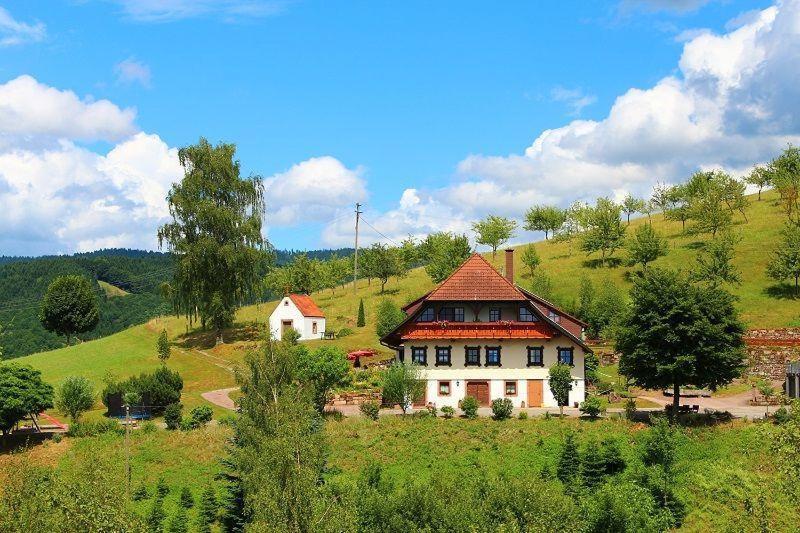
xmin=348 ymin=349 xmax=376 ymax=367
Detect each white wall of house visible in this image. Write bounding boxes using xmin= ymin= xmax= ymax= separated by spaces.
xmin=268 ymin=297 xmax=325 ymax=341
xmin=404 ymin=339 xmax=586 ymax=409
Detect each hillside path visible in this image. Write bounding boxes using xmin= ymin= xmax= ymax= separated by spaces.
xmin=202 ymin=387 xmax=239 ymax=410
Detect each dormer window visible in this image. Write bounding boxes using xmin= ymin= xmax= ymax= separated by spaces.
xmin=519 ymin=306 xmax=537 ymax=322
xmin=439 ymin=307 xmax=464 ymax=322
xmin=417 ymin=307 xmax=435 ymax=322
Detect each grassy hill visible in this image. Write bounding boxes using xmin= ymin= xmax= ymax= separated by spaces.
xmin=5 ymin=190 xmax=795 ymax=418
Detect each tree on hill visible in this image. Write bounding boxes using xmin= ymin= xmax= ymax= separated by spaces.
xmin=376 ymin=298 xmax=405 ymax=338
xmin=367 ymin=243 xmax=408 ymax=293
xmin=157 ymin=329 xmax=171 ymax=363
xmin=664 ymin=185 xmax=691 ymax=232
xmin=521 ymin=246 xmax=540 ymax=278
xmin=650 ymin=183 xmax=674 ymax=215
xmin=617 ymin=268 xmax=746 ymax=417
xmin=471 ymin=215 xmax=518 ymax=259
xmin=768 ymin=145 xmax=800 ymax=223
xmin=0 ymin=364 xmax=53 ymax=436
xmin=556 ymin=432 xmax=581 ymax=484
xmin=158 ymin=138 xmax=268 ymax=344
xmin=684 ymin=170 xmax=744 ymax=237
xmin=627 ymin=224 xmax=668 ymax=270
xmin=691 ymin=232 xmax=741 ymax=288
xmin=55 ymin=375 xmax=94 ymax=423
xmin=524 ymin=205 xmax=566 ymax=240
xmin=289 ymin=254 xmax=320 ymax=295
xmin=264 ymin=265 xmax=293 ymax=297
xmin=746 ymin=165 xmax=771 ymax=201
xmin=39 ymin=275 xmax=100 ymax=345
xmin=419 ymin=232 xmax=472 ymax=283
xmin=767 ymin=222 xmax=800 ymax=294
xmin=580 ymin=198 xmax=626 ymax=267
xmin=622 ymin=194 xmax=646 ymax=225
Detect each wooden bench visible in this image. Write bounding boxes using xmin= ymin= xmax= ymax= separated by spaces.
xmin=322 ymin=331 xmax=336 ymax=340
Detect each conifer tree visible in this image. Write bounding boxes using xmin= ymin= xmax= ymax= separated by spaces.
xmin=582 ymin=439 xmax=606 ymax=488
xmin=167 ymin=507 xmax=189 ymax=533
xmin=157 ymin=329 xmax=171 ymax=364
xmin=357 ymin=298 xmax=366 ymax=327
xmin=556 ymin=432 xmax=582 ymax=485
xmin=196 ymin=486 xmax=218 ymax=532
xmin=600 ymin=438 xmax=626 ymax=476
xmin=147 ymin=497 xmax=166 ymax=533
xmin=179 ymin=486 xmax=194 ymax=508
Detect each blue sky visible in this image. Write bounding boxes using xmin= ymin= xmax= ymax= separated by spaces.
xmin=0 ymin=0 xmax=796 ymax=255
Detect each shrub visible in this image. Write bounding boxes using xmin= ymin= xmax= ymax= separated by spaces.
xmin=624 ymin=397 xmax=637 ymax=420
xmin=179 ymin=487 xmax=194 ymax=509
xmin=147 ymin=497 xmax=166 ymax=532
xmin=325 ymin=409 xmax=345 ymax=422
xmin=360 ymin=401 xmax=380 ymax=421
xmin=441 ymin=406 xmax=455 ymax=419
xmin=196 ymin=487 xmax=218 ymax=531
xmin=101 ymin=366 xmax=183 ymax=415
xmin=580 ymin=395 xmax=604 ymax=419
xmin=427 ymin=404 xmax=438 ymax=417
xmin=141 ymin=420 xmax=158 ymax=433
xmin=381 ymin=361 xmax=424 ymax=414
xmin=189 ymin=405 xmax=213 ymax=428
xmin=518 ymin=410 xmax=529 ymax=420
xmin=55 ymin=375 xmax=95 ymax=423
xmin=132 ymin=483 xmax=149 ymax=501
xmin=773 ymin=405 xmax=791 ymax=425
xmin=66 ymin=418 xmax=120 ymax=437
xmin=337 ymin=327 xmax=354 ymax=338
xmin=52 ymin=432 xmax=63 ymax=443
xmin=461 ymin=396 xmax=479 ymax=419
xmin=156 ymin=478 xmax=170 ymax=499
xmin=557 ymin=432 xmax=581 ymax=484
xmin=491 ymin=398 xmax=513 ymax=421
xmin=179 ymin=418 xmax=194 ymax=431
xmin=167 ymin=507 xmax=189 ymax=533
xmin=283 ymin=328 xmax=302 ymax=345
xmin=218 ymin=414 xmax=238 ymax=427
xmin=164 ymin=402 xmax=182 ymax=430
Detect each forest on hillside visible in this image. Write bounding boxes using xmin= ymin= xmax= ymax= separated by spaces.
xmin=0 ymin=247 xmax=353 ymax=359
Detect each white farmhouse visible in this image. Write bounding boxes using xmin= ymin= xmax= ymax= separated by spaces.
xmin=381 ymin=250 xmax=590 ymax=409
xmin=269 ymin=294 xmax=326 ymax=341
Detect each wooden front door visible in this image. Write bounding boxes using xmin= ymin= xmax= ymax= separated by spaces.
xmin=527 ymin=379 xmax=543 ymax=407
xmin=466 ymin=381 xmax=490 ymax=406
xmin=281 ymin=320 xmax=293 ymax=337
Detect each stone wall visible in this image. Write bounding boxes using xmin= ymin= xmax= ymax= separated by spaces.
xmin=744 ymin=329 xmax=800 ymax=381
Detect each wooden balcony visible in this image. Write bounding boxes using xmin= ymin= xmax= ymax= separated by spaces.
xmin=400 ymin=321 xmax=554 ymax=340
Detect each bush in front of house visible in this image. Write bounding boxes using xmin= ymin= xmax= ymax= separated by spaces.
xmin=337 ymin=327 xmax=354 ymax=338
xmin=461 ymin=396 xmax=479 ymax=419
xmin=518 ymin=410 xmax=529 ymax=420
xmin=491 ymin=398 xmax=514 ymax=421
xmin=164 ymin=402 xmax=182 ymax=430
xmin=360 ymin=401 xmax=380 ymax=421
xmin=441 ymin=406 xmax=455 ymax=419
xmin=579 ymin=395 xmax=604 ymax=419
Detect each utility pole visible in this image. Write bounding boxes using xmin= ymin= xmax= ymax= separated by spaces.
xmin=353 ymin=202 xmax=362 ymax=294
xmin=125 ymin=403 xmax=131 ymax=499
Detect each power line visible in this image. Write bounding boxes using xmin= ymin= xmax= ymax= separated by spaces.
xmin=359 ymin=216 xmax=401 ymax=247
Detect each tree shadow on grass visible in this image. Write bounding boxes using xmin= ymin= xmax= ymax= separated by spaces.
xmin=177 ymin=321 xmax=263 ymax=349
xmin=682 ymin=241 xmax=705 ymax=250
xmin=764 ymin=284 xmax=800 ymax=300
xmin=582 ymin=257 xmax=623 ymax=269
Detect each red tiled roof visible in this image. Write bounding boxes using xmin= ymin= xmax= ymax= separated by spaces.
xmin=401 ymin=321 xmax=555 ymax=340
xmin=426 ymin=254 xmax=526 ymax=301
xmin=288 ymin=294 xmax=325 ymax=317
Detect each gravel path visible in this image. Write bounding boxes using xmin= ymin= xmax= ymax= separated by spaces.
xmin=201 ymin=387 xmax=238 ymax=410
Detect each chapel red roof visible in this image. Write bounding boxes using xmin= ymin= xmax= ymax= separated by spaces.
xmin=288 ymin=294 xmax=325 ymax=317
xmin=426 ymin=253 xmax=526 ymax=301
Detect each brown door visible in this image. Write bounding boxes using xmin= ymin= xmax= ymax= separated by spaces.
xmin=281 ymin=320 xmax=293 ymax=337
xmin=527 ymin=379 xmax=543 ymax=407
xmin=466 ymin=381 xmax=490 ymax=406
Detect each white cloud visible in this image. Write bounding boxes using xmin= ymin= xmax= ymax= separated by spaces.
xmin=550 ymin=86 xmax=597 ymax=116
xmin=0 ymin=7 xmax=45 ymax=46
xmin=112 ymin=0 xmax=285 ymax=22
xmin=0 ymin=75 xmax=137 ymax=148
xmin=114 ymin=58 xmax=152 ymax=88
xmin=265 ymin=156 xmax=367 ymax=227
xmin=323 ymin=1 xmax=800 ymax=246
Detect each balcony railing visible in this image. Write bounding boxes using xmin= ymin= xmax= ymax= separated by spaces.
xmin=401 ymin=320 xmax=554 ymax=340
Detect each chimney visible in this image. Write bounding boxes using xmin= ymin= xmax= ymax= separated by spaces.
xmin=505 ymin=248 xmax=514 ymax=285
